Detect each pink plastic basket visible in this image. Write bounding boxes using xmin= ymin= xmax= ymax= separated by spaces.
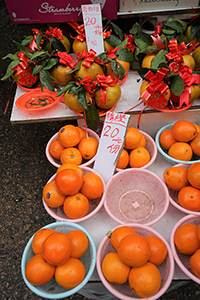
xmin=96 ymin=223 xmax=174 ymax=300
xmin=170 ymin=214 xmax=200 ymax=284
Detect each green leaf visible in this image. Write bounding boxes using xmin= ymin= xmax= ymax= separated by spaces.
xmin=56 ymin=82 xmax=76 ymax=97
xmin=111 ymin=60 xmax=124 ymax=81
xmin=146 ymin=44 xmax=158 ymax=53
xmin=29 ymin=50 xmax=48 ymax=61
xmin=170 ymin=75 xmax=185 ymax=96
xmin=116 ymin=38 xmax=128 ymax=49
xmin=32 ymin=65 xmax=43 ymax=75
xmin=2 ymin=53 xmax=19 ymax=61
xmin=110 ymin=21 xmax=124 ymax=40
xmin=66 ymin=60 xmax=81 ymax=74
xmin=116 ymin=48 xmax=133 ymax=62
xmin=165 ymin=20 xmax=185 ymax=34
xmin=42 ymin=38 xmax=51 ymax=51
xmin=21 ymin=36 xmax=33 ymax=46
xmin=191 ymin=23 xmax=200 ymax=39
xmin=196 ymin=30 xmax=200 ymax=42
xmin=129 ymin=22 xmax=141 ymax=38
xmin=13 ymin=41 xmax=32 ymax=58
xmin=139 ymin=34 xmax=152 ymax=46
xmin=36 ymin=33 xmax=43 ymax=49
xmin=162 ymin=28 xmax=176 ymax=35
xmin=85 ymin=104 xmax=100 ymax=131
xmin=39 ymin=70 xmax=55 ymax=91
xmin=105 ymin=35 xmax=122 ymax=47
xmin=1 ymin=69 xmax=14 ymax=80
xmin=130 ymin=59 xmax=141 ymax=71
xmin=43 ymin=57 xmax=58 ymax=70
xmin=134 ymin=39 xmax=148 ymax=52
xmin=78 ymin=90 xmax=88 ymax=110
xmin=50 ymin=36 xmax=66 ymax=52
xmin=151 ymin=49 xmax=168 ymax=69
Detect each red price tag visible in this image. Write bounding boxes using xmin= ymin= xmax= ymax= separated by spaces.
xmin=93 ymin=112 xmax=130 ymax=183
xmin=81 ymin=4 xmax=104 ymax=55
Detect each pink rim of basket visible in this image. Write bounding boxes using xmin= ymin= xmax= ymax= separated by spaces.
xmin=166 ymin=164 xmax=200 ymax=216
xmin=103 ymin=168 xmax=170 ymax=226
xmin=170 ymin=214 xmax=200 ymax=285
xmin=116 ymin=129 xmax=157 ymax=172
xmin=42 ymin=166 xmax=106 ymax=223
xmin=96 ymin=223 xmax=175 ymax=300
xmin=45 ymin=127 xmax=100 ymax=168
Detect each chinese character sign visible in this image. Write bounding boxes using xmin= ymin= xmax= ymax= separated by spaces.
xmin=93 ymin=112 xmax=130 ymax=183
xmin=81 ymin=4 xmax=104 ymax=55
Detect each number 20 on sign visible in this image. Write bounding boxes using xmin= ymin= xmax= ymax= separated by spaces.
xmin=93 ymin=112 xmax=130 ymax=183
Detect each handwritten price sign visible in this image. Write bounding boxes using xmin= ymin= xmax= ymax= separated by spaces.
xmin=81 ymin=4 xmax=104 ymax=55
xmin=93 ymin=112 xmax=130 ymax=183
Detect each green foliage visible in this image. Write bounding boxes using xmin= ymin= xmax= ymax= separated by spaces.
xmin=170 ymin=75 xmax=185 ymax=97
xmin=85 ymin=104 xmax=100 ymax=131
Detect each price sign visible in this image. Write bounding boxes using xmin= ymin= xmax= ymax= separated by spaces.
xmin=81 ymin=4 xmax=104 ymax=55
xmin=93 ymin=112 xmax=130 ymax=183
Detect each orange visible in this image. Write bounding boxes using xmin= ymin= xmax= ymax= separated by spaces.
xmin=110 ymin=226 xmax=136 ymax=252
xmin=80 ymin=173 xmax=104 ymax=199
xmin=50 ymin=64 xmax=73 ymax=85
xmin=55 ymin=257 xmax=85 ymax=289
xmin=198 ymin=224 xmax=200 ymax=241
xmin=190 ymin=249 xmax=200 ymax=278
xmin=49 ymin=139 xmax=65 ymax=160
xmin=190 ymin=133 xmax=200 ymax=156
xmin=94 ymin=83 xmax=121 ymax=109
xmin=66 ymin=230 xmax=89 ymax=258
xmin=141 ymin=53 xmax=156 ymax=68
xmin=42 ymin=180 xmax=66 ymax=208
xmin=145 ymin=235 xmax=168 ymax=265
xmin=42 ymin=231 xmax=72 ymax=266
xmin=64 ymin=92 xmax=90 ymax=113
xmin=171 ymin=120 xmax=197 ymax=142
xmin=125 ymin=127 xmax=142 ymax=150
xmin=138 ymin=134 xmax=146 ymax=147
xmin=78 ymin=136 xmax=98 ymax=160
xmin=117 ymin=234 xmax=151 ymax=267
xmin=60 ymin=147 xmax=82 ymax=165
xmin=182 ymin=54 xmax=195 ymax=70
xmin=168 ymin=142 xmax=193 ymax=161
xmin=128 ymin=262 xmax=161 ymax=298
xmin=25 ymin=254 xmax=55 ymax=286
xmin=32 ymin=228 xmax=55 ymax=254
xmin=102 ymin=252 xmax=130 ymax=284
xmin=178 ymin=186 xmax=200 ymax=211
xmin=55 ymin=169 xmax=83 ymax=195
xmin=56 ymin=163 xmax=83 ymax=176
xmin=75 ymin=61 xmax=104 ymax=81
xmin=72 ymin=39 xmax=87 ymax=55
xmin=58 ymin=124 xmax=81 ymax=148
xmin=187 ymin=162 xmax=200 ymax=189
xmin=116 ymin=149 xmax=129 ymax=169
xmin=174 ymin=223 xmax=200 ymax=255
xmin=106 ymin=58 xmax=130 ymax=80
xmin=63 ymin=192 xmax=90 ymax=219
xmin=129 ymin=147 xmax=150 ymax=168
xmin=159 ymin=129 xmax=177 ymax=150
xmin=76 ymin=126 xmax=87 ymax=140
xmin=193 ymin=123 xmax=200 ymax=134
xmin=163 ymin=166 xmax=189 ymax=191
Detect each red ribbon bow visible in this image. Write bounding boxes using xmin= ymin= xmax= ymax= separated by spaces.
xmin=152 ymin=22 xmax=162 ymax=37
xmin=45 ymin=26 xmax=64 ymax=40
xmin=95 ymin=74 xmax=116 ymax=104
xmin=68 ymin=19 xmax=86 ymax=42
xmin=124 ymin=34 xmax=135 ymax=53
xmin=11 ymin=52 xmax=30 ymax=75
xmin=79 ymin=76 xmax=95 ymax=94
xmin=77 ymin=49 xmax=97 ymax=68
xmin=57 ymin=51 xmax=77 ymax=69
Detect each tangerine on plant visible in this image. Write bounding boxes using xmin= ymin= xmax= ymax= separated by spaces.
xmin=159 ymin=129 xmax=177 ymax=150
xmin=42 ymin=180 xmax=66 ymax=208
xmin=178 ymin=186 xmax=200 ymax=211
xmin=193 ymin=46 xmax=200 ymax=68
xmin=141 ymin=53 xmax=156 ymax=68
xmin=187 ymin=162 xmax=200 ymax=189
xmin=182 ymin=54 xmax=195 ymax=70
xmin=50 ymin=64 xmax=73 ymax=85
xmin=58 ymin=124 xmax=81 ymax=148
xmin=78 ymin=136 xmax=98 ymax=160
xmin=145 ymin=235 xmax=168 ymax=265
xmin=129 ymin=147 xmax=150 ymax=168
xmin=102 ymin=252 xmax=131 ymax=284
xmin=110 ymin=226 xmax=136 ymax=252
xmin=124 ymin=127 xmax=142 ymax=150
xmin=117 ymin=233 xmax=151 ymax=267
xmin=140 ymin=80 xmax=171 ymax=101
xmin=116 ymin=148 xmax=129 ymax=169
xmin=163 ymin=166 xmax=189 ymax=191
xmin=72 ymin=39 xmax=87 ymax=55
xmin=174 ymin=223 xmax=200 ymax=255
xmin=190 ymin=249 xmax=200 ymax=279
xmin=60 ymin=147 xmax=82 ymax=165
xmin=128 ymin=262 xmax=161 ymax=298
xmin=42 ymin=231 xmax=72 ymax=266
xmin=190 ymin=134 xmax=200 ymax=156
xmin=94 ymin=83 xmax=121 ymax=109
xmin=55 ymin=169 xmax=83 ymax=195
xmin=80 ymin=173 xmax=104 ymax=199
xmin=64 ymin=92 xmax=90 ymax=113
xmin=106 ymin=58 xmax=130 ymax=79
xmin=66 ymin=230 xmax=89 ymax=258
xmin=168 ymin=142 xmax=193 ymax=161
xmin=63 ymin=192 xmax=90 ymax=219
xmin=25 ymin=254 xmax=55 ymax=286
xmin=49 ymin=139 xmax=65 ymax=160
xmin=75 ymin=61 xmax=104 ymax=81
xmin=55 ymin=257 xmax=85 ymax=289
xmin=32 ymin=228 xmax=55 ymax=255
xmin=56 ymin=163 xmax=83 ymax=176
xmin=171 ymin=120 xmax=197 ymax=142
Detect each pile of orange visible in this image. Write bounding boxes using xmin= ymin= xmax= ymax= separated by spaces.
xmin=43 ymin=164 xmax=104 ymax=219
xmin=49 ymin=124 xmax=99 ymax=165
xmin=174 ymin=222 xmax=200 ymax=279
xmin=159 ymin=120 xmax=200 ymax=161
xmin=25 ymin=228 xmax=89 ymax=288
xmin=102 ymin=225 xmax=168 ymax=298
xmin=116 ymin=127 xmax=151 ymax=169
xmin=163 ymin=162 xmax=200 ymax=212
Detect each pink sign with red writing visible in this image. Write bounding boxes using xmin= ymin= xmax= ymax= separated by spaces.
xmin=93 ymin=112 xmax=130 ymax=183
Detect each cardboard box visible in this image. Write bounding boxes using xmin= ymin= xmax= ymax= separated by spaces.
xmin=119 ymin=0 xmax=199 ymax=12
xmin=4 ymin=0 xmax=118 ymax=24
